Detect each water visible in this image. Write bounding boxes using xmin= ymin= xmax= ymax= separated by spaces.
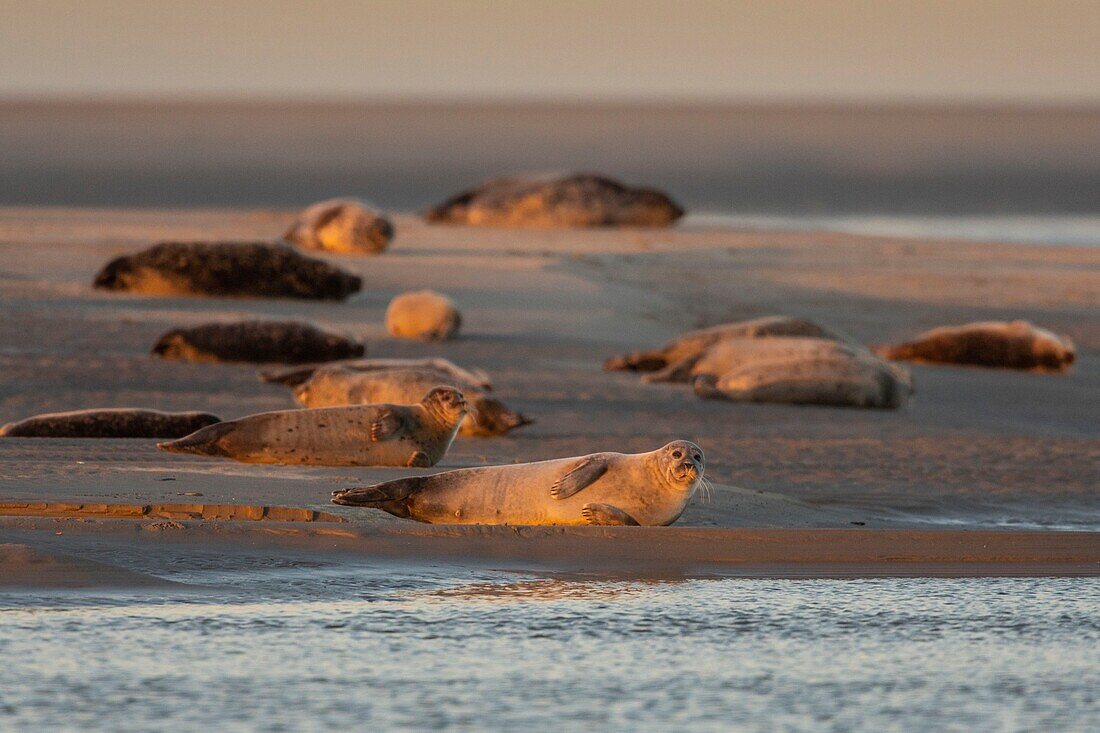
xmin=2 ymin=562 xmax=1098 ymax=732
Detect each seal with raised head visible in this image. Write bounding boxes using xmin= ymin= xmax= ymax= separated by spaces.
xmin=93 ymin=241 xmax=361 ymax=300
xmin=0 ymin=408 xmax=221 ymax=438
xmin=425 ymin=173 xmax=684 ymax=228
xmin=604 ymin=316 xmax=847 ymax=374
xmin=643 ymin=336 xmax=861 ymax=383
xmin=152 ymin=320 xmax=363 ymax=364
xmin=158 ymin=386 xmax=467 ymax=467
xmin=331 ymin=440 xmax=704 ymax=526
xmin=259 ymin=357 xmax=492 ymax=391
xmin=385 ymin=290 xmax=462 ymax=341
xmin=693 ymin=354 xmax=912 ymax=409
xmin=873 ymin=321 xmax=1075 ymax=372
xmin=284 ymin=198 xmax=394 ymax=255
xmin=292 ymin=366 xmax=531 ymax=437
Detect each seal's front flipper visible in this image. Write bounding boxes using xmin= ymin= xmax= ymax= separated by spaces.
xmin=551 ymin=455 xmax=610 ymax=499
xmin=369 ymin=408 xmax=403 ymax=441
xmin=581 ymin=502 xmax=640 ymax=526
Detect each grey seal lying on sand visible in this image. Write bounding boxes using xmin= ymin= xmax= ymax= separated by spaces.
xmin=152 ymin=320 xmax=363 ymax=364
xmin=93 ymin=241 xmax=361 ymax=300
xmin=425 ymin=173 xmax=684 ymax=228
xmin=284 ymin=198 xmax=393 ymax=255
xmin=694 ymin=354 xmax=912 ymax=409
xmin=385 ymin=290 xmax=462 ymax=341
xmin=643 ymin=336 xmax=862 ymax=384
xmin=332 ymin=440 xmax=704 ymax=526
xmin=605 ymin=316 xmax=847 ymax=374
xmin=292 ymin=366 xmax=531 ymax=437
xmin=874 ymin=321 xmax=1075 ymax=372
xmin=0 ymin=408 xmax=221 ymax=438
xmin=259 ymin=357 xmax=492 ymax=391
xmin=158 ymin=387 xmax=467 ymax=467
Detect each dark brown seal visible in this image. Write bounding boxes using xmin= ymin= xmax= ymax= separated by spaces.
xmin=284 ymin=198 xmax=394 ymax=255
xmin=152 ymin=320 xmax=364 ymax=364
xmin=93 ymin=241 xmax=361 ymax=300
xmin=425 ymin=173 xmax=684 ymax=228
xmin=874 ymin=321 xmax=1075 ymax=371
xmin=0 ymin=408 xmax=221 ymax=438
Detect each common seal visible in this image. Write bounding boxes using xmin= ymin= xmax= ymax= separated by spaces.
xmin=152 ymin=320 xmax=363 ymax=364
xmin=259 ymin=357 xmax=492 ymax=391
xmin=643 ymin=336 xmax=860 ymax=383
xmin=605 ymin=316 xmax=847 ymax=373
xmin=424 ymin=173 xmax=684 ymax=228
xmin=693 ymin=354 xmax=912 ymax=409
xmin=158 ymin=386 xmax=467 ymax=467
xmin=331 ymin=440 xmax=704 ymax=526
xmin=385 ymin=290 xmax=462 ymax=341
xmin=0 ymin=408 xmax=221 ymax=438
xmin=93 ymin=241 xmax=361 ymax=300
xmin=873 ymin=321 xmax=1075 ymax=371
xmin=284 ymin=198 xmax=394 ymax=255
xmin=291 ymin=366 xmax=531 ymax=437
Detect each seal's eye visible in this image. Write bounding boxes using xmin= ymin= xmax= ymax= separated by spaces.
xmin=693 ymin=453 xmax=701 ymax=462
xmin=672 ymin=450 xmax=682 ymax=459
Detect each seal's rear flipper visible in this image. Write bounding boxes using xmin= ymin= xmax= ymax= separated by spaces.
xmin=641 ymin=354 xmax=700 ymax=383
xmin=157 ymin=421 xmax=235 ymax=456
xmin=581 ymin=502 xmax=640 ymax=526
xmin=258 ymin=365 xmax=318 ymax=387
xmin=602 ymin=350 xmax=667 ymax=372
xmin=331 ymin=477 xmax=430 ymax=518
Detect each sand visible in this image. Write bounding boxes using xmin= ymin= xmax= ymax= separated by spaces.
xmin=0 ymin=207 xmax=1097 ymax=579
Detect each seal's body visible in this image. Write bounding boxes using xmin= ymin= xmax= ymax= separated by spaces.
xmin=284 ymin=198 xmax=393 ymax=255
xmin=385 ymin=290 xmax=462 ymax=341
xmin=604 ymin=316 xmax=845 ymax=373
xmin=332 ymin=441 xmax=704 ymax=526
xmin=694 ymin=354 xmax=912 ymax=409
xmin=93 ymin=241 xmax=361 ymax=300
xmin=425 ymin=173 xmax=683 ymax=228
xmin=259 ymin=357 xmax=493 ymax=390
xmin=293 ymin=367 xmax=530 ymax=437
xmin=644 ymin=336 xmax=859 ymax=383
xmin=158 ymin=387 xmax=467 ymax=467
xmin=152 ymin=320 xmax=362 ymax=364
xmin=0 ymin=408 xmax=221 ymax=438
xmin=875 ymin=321 xmax=1075 ymax=371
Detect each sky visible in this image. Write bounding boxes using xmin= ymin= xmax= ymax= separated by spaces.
xmin=2 ymin=0 xmax=1099 ymax=104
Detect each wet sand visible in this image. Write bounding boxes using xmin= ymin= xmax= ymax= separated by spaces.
xmin=0 ymin=207 xmax=1097 ymax=579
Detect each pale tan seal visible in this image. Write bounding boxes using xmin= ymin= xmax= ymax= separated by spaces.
xmin=385 ymin=290 xmax=462 ymax=341
xmin=643 ymin=336 xmax=862 ymax=384
xmin=331 ymin=440 xmax=704 ymax=526
xmin=0 ymin=408 xmax=221 ymax=438
xmin=425 ymin=173 xmax=684 ymax=228
xmin=604 ymin=316 xmax=846 ymax=374
xmin=873 ymin=321 xmax=1075 ymax=372
xmin=259 ymin=357 xmax=493 ymax=391
xmin=93 ymin=241 xmax=361 ymax=300
xmin=152 ymin=320 xmax=363 ymax=364
xmin=284 ymin=198 xmax=394 ymax=255
xmin=694 ymin=354 xmax=912 ymax=409
xmin=158 ymin=387 xmax=467 ymax=467
xmin=292 ymin=366 xmax=531 ymax=437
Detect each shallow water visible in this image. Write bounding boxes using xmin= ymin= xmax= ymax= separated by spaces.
xmin=2 ymin=562 xmax=1098 ymax=732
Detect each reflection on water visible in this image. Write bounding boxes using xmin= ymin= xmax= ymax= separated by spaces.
xmin=1 ymin=563 xmax=1098 ymax=732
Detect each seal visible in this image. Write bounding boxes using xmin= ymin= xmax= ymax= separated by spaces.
xmin=93 ymin=241 xmax=361 ymax=300
xmin=385 ymin=290 xmax=462 ymax=341
xmin=158 ymin=386 xmax=467 ymax=467
xmin=0 ymin=408 xmax=221 ymax=438
xmin=284 ymin=198 xmax=394 ymax=255
xmin=873 ymin=320 xmax=1075 ymax=371
xmin=424 ymin=172 xmax=684 ymax=228
xmin=291 ymin=366 xmax=531 ymax=437
xmin=259 ymin=357 xmax=493 ymax=391
xmin=604 ymin=316 xmax=846 ymax=373
xmin=693 ymin=354 xmax=912 ymax=409
xmin=331 ymin=440 xmax=704 ymax=526
xmin=152 ymin=320 xmax=363 ymax=364
xmin=643 ymin=336 xmax=860 ymax=383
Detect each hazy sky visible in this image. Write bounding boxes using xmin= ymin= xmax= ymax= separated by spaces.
xmin=2 ymin=0 xmax=1099 ymax=103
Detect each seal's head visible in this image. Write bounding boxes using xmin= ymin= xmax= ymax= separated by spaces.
xmin=420 ymin=386 xmax=469 ymax=426
xmin=1024 ymin=323 xmax=1076 ymax=370
xmin=654 ymin=440 xmax=705 ymax=489
xmin=93 ymin=255 xmax=134 ymax=290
